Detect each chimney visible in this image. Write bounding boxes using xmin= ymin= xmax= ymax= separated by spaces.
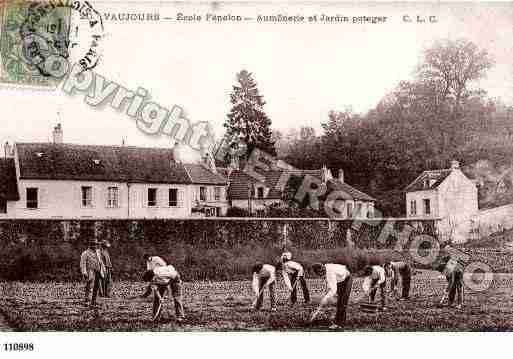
xmin=4 ymin=141 xmax=11 ymax=158
xmin=321 ymin=165 xmax=333 ymax=183
xmin=52 ymin=123 xmax=63 ymax=144
xmin=172 ymin=141 xmax=182 ymax=163
xmin=451 ymin=160 xmax=460 ymax=170
xmin=338 ymin=169 xmax=345 ymax=183
xmin=229 ymin=154 xmax=240 ymax=170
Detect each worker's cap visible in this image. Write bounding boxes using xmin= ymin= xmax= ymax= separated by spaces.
xmin=142 ymin=270 xmax=155 ymax=282
xmin=281 ymin=251 xmax=292 ymax=261
xmin=311 ymin=263 xmax=325 ymax=275
xmin=363 ymin=265 xmax=374 ymax=276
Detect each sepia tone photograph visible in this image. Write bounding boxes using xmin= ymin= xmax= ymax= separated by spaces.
xmin=0 ymin=0 xmax=512 ymax=345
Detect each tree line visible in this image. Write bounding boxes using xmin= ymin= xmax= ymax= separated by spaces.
xmin=223 ymin=39 xmax=513 ymax=216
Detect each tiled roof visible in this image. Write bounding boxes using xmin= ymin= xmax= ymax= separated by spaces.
xmin=227 ymin=170 xmax=263 ymax=200
xmin=227 ymin=168 xmax=375 ymax=202
xmin=0 ymin=158 xmax=19 ymax=200
xmin=216 ymin=167 xmax=232 ymax=179
xmin=16 ymin=142 xmax=197 ymax=184
xmin=183 ymin=164 xmax=228 ymax=185
xmin=405 ymin=169 xmax=453 ymax=192
xmin=327 ymin=179 xmax=375 ymax=201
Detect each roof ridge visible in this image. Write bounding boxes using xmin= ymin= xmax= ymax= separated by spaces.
xmin=16 ymin=142 xmax=177 ymax=151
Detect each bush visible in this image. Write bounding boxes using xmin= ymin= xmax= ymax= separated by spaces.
xmin=226 ymin=207 xmax=250 ymax=217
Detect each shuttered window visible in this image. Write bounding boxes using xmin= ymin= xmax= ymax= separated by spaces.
xmin=26 ymin=188 xmax=38 ymax=209
xmin=148 ymin=188 xmax=157 ymax=207
xmin=169 ymin=188 xmax=178 ymax=207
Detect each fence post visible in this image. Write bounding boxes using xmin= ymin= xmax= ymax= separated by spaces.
xmin=282 ymin=222 xmax=288 ymax=248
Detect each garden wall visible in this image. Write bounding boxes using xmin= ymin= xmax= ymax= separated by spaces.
xmin=0 ymin=218 xmax=441 ymax=281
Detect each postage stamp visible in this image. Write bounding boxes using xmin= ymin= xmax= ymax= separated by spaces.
xmin=0 ymin=0 xmax=70 ymax=87
xmin=0 ymin=0 xmax=104 ymax=88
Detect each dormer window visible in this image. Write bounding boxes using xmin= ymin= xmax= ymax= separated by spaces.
xmin=423 ymin=179 xmax=429 ymax=188
xmin=257 ymin=187 xmax=264 ymax=199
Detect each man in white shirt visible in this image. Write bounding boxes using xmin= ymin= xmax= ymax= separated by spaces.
xmin=141 ymin=264 xmax=185 ymax=322
xmin=252 ymin=263 xmax=277 ymax=311
xmin=384 ymin=261 xmax=412 ymax=300
xmin=140 ymin=254 xmax=167 ymax=298
xmin=364 ymin=265 xmax=387 ymax=310
xmin=436 ymin=256 xmax=463 ymax=308
xmin=145 ymin=254 xmax=167 ymax=270
xmin=310 ymin=263 xmax=353 ymax=329
xmin=278 ymin=251 xmax=310 ymax=305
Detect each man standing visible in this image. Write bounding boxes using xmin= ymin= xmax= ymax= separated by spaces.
xmin=100 ymin=240 xmax=113 ymax=298
xmin=80 ymin=239 xmax=105 ymax=306
xmin=310 ymin=263 xmax=353 ymax=329
xmin=363 ymin=265 xmax=387 ymax=310
xmin=385 ymin=261 xmax=412 ymax=300
xmin=279 ymin=251 xmax=310 ymax=305
xmin=141 ymin=264 xmax=185 ymax=322
xmin=251 ymin=263 xmax=277 ymax=311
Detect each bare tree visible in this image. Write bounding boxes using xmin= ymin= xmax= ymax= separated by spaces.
xmin=418 ymin=38 xmax=494 ymax=111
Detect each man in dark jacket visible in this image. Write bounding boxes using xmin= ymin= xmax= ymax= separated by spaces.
xmin=385 ymin=261 xmax=412 ymax=300
xmin=436 ymin=256 xmax=464 ymax=308
xmin=100 ymin=240 xmax=113 ymax=297
xmin=80 ymin=239 xmax=105 ymax=306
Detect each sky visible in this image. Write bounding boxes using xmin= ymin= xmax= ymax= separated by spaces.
xmin=1 ymin=1 xmax=512 ymax=149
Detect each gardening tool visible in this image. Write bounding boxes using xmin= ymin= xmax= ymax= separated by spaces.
xmin=359 ymin=302 xmax=380 ymax=314
xmin=153 ymin=299 xmax=163 ymax=321
xmin=251 ymin=286 xmax=267 ymax=309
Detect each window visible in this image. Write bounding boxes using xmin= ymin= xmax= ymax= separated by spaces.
xmin=356 ymin=203 xmax=362 ymax=217
xmin=169 ymin=188 xmax=178 ymax=207
xmin=423 ymin=199 xmax=431 ymax=215
xmin=347 ymin=203 xmax=353 ymax=218
xmin=107 ymin=187 xmax=119 ymax=208
xmin=410 ymin=200 xmax=417 ymax=215
xmin=200 ymin=186 xmax=206 ymax=201
xmin=214 ymin=187 xmax=221 ymax=201
xmin=0 ymin=199 xmax=6 ymax=213
xmin=81 ymin=186 xmax=93 ymax=207
xmin=257 ymin=187 xmax=264 ymax=199
xmin=26 ymin=188 xmax=38 ymax=209
xmin=147 ymin=188 xmax=157 ymax=207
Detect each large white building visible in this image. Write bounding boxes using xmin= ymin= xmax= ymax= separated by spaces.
xmin=405 ymin=160 xmax=478 ymax=243
xmin=0 ymin=125 xmax=228 ymax=219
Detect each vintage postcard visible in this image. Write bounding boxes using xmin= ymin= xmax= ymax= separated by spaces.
xmin=0 ymin=0 xmax=512 ymax=355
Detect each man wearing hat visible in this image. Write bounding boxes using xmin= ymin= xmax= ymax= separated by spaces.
xmin=100 ymin=240 xmax=113 ymax=298
xmin=80 ymin=239 xmax=106 ymax=306
xmin=278 ymin=251 xmax=310 ymax=305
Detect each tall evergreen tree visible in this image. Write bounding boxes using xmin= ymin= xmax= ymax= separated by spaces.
xmin=224 ymin=70 xmax=276 ymax=161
